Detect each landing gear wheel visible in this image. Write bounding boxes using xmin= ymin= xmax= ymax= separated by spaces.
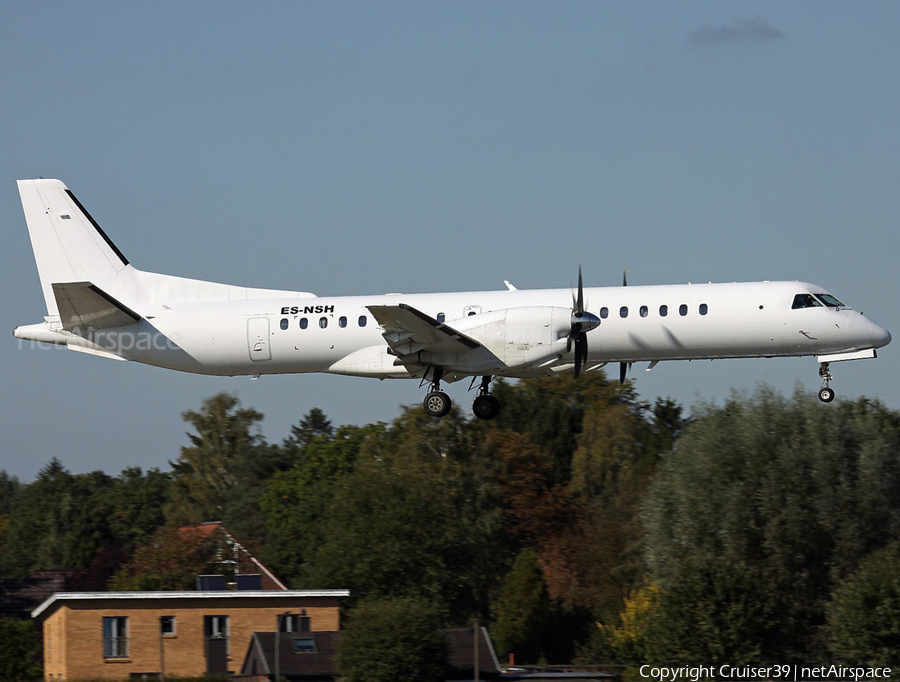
xmin=472 ymin=394 xmax=501 ymax=420
xmin=817 ymin=362 xmax=835 ymax=403
xmin=424 ymin=391 xmax=452 ymax=417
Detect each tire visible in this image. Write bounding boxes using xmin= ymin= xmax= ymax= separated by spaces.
xmin=424 ymin=391 xmax=452 ymax=417
xmin=818 ymin=387 xmax=835 ymax=403
xmin=472 ymin=394 xmax=501 ymax=420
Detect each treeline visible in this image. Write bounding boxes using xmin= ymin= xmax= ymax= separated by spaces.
xmin=2 ymin=375 xmax=900 ymax=675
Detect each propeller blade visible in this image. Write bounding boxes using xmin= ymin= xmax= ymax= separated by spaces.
xmin=568 ymin=266 xmax=600 ymax=378
xmin=623 ymin=269 xmax=628 ymax=287
xmin=574 ymin=334 xmax=586 ymax=378
xmin=576 ymin=265 xmax=585 ymax=314
xmin=619 ymin=361 xmax=627 ymax=385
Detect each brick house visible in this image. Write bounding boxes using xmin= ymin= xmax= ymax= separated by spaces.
xmin=31 ymin=590 xmax=349 ymax=680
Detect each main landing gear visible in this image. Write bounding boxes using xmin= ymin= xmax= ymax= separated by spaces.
xmin=421 ymin=371 xmax=501 ymax=420
xmin=423 ymin=368 xmax=452 ymax=418
xmin=818 ymin=362 xmax=836 ymax=403
xmin=471 ymin=375 xmax=500 ymax=421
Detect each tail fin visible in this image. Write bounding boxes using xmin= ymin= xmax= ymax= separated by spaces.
xmin=17 ymin=179 xmax=130 ymax=317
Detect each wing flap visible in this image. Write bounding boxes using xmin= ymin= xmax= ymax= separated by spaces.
xmin=367 ymin=303 xmax=481 ymax=360
xmin=52 ymin=282 xmax=141 ymax=331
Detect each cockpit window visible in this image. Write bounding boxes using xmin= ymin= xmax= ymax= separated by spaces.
xmin=815 ymin=293 xmax=846 ymax=308
xmin=792 ymin=294 xmax=823 ymax=309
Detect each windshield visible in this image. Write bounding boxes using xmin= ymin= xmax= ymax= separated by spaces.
xmin=815 ymin=293 xmax=846 ymax=308
xmin=792 ymin=293 xmax=823 ymax=309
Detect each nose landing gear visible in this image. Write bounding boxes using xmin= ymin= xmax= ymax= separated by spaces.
xmin=471 ymin=375 xmax=500 ymax=421
xmin=818 ymin=362 xmax=836 ymax=403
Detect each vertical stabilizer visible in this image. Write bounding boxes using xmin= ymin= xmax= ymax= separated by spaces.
xmin=17 ymin=179 xmax=129 ymax=317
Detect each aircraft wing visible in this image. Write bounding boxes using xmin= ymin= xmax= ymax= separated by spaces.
xmin=52 ymin=282 xmax=142 ymax=331
xmin=366 ymin=303 xmax=481 ymax=358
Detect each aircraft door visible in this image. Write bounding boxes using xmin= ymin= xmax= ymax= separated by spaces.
xmin=247 ymin=317 xmax=272 ymax=361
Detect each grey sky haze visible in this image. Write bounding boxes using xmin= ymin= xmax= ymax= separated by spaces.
xmin=3 ymin=2 xmax=899 ymax=480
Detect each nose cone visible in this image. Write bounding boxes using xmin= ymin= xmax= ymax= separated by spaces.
xmin=867 ymin=318 xmax=892 ymax=348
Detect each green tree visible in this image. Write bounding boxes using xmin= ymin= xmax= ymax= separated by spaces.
xmin=336 ymin=596 xmax=448 ymax=682
xmin=0 ymin=619 xmax=42 ymax=681
xmin=1 ymin=459 xmax=82 ymax=576
xmin=261 ymin=424 xmax=373 ymax=582
xmin=643 ymin=559 xmax=775 ymax=666
xmin=643 ymin=389 xmax=900 ymax=662
xmin=829 ymin=540 xmax=900 ymax=665
xmin=563 ymin=400 xmax=658 ymax=622
xmin=492 ymin=373 xmax=631 ymax=484
xmin=165 ymin=393 xmax=264 ymax=526
xmin=0 ymin=472 xmax=22 ymax=572
xmin=301 ymin=407 xmax=507 ymax=619
xmin=105 ymin=466 xmax=172 ymax=553
xmin=493 ymin=549 xmax=552 ymax=664
xmin=284 ymin=407 xmax=334 ymax=449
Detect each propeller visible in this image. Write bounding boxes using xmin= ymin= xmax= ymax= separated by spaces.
xmin=619 ymin=268 xmax=629 ymax=384
xmin=568 ymin=266 xmax=601 ymax=378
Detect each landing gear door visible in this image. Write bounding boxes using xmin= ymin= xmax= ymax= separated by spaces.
xmin=247 ymin=317 xmax=272 ymax=362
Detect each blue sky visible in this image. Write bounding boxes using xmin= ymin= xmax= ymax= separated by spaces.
xmin=3 ymin=2 xmax=899 ymax=480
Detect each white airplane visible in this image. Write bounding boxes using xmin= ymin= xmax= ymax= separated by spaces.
xmin=13 ymin=179 xmax=892 ymax=419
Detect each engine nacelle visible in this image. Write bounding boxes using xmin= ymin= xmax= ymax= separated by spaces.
xmin=450 ymin=306 xmax=573 ymax=370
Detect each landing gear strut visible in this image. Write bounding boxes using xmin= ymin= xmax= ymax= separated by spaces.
xmin=471 ymin=375 xmax=500 ymax=421
xmin=423 ymin=368 xmax=452 ymax=417
xmin=818 ymin=362 xmax=836 ymax=403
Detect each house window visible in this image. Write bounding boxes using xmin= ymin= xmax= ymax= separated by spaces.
xmin=205 ymin=615 xmax=229 ymax=645
xmin=293 ymin=637 xmax=318 ymax=653
xmin=103 ymin=616 xmax=128 ymax=658
xmin=160 ymin=616 xmax=175 ymax=636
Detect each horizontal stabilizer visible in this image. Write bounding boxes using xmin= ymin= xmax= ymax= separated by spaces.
xmin=52 ymin=282 xmax=141 ymax=331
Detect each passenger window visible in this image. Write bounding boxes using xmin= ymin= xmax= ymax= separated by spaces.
xmin=319 ymin=317 xmax=328 ymax=329
xmin=679 ymin=304 xmax=688 ymax=316
xmin=600 ymin=307 xmax=609 ymax=319
xmin=437 ymin=313 xmax=445 ymax=323
xmin=280 ymin=318 xmax=288 ymax=331
xmin=358 ymin=315 xmax=367 ymax=327
xmin=299 ymin=318 xmax=308 ymax=330
xmin=339 ymin=316 xmax=347 ymax=328
xmin=793 ymin=293 xmax=824 ymax=309
xmin=659 ymin=305 xmax=668 ymax=317
xmin=620 ymin=306 xmax=628 ymax=318
xmin=699 ymin=303 xmax=708 ymax=316
xmin=640 ymin=305 xmax=648 ymax=318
